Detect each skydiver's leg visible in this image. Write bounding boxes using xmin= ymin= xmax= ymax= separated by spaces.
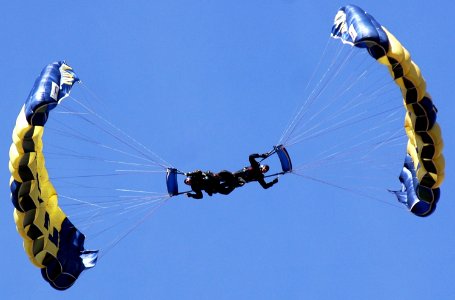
xmin=217 ymin=185 xmax=235 ymax=195
xmin=217 ymin=170 xmax=238 ymax=194
xmin=187 ymin=190 xmax=203 ymax=199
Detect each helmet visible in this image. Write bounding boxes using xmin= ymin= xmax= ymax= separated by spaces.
xmin=260 ymin=164 xmax=270 ymax=173
xmin=184 ymin=177 xmax=192 ymax=185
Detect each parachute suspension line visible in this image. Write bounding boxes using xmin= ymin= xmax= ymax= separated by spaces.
xmin=285 ymin=57 xmax=364 ymax=146
xmin=45 ymin=90 xmax=177 ymax=250
xmin=59 ymin=186 xmax=170 ymax=245
xmin=64 ymin=195 xmax=168 ymax=231
xmin=288 ymin=102 xmax=403 ymax=148
xmin=291 ymin=172 xmax=404 ymax=209
xmin=292 ymin=123 xmax=405 ymax=177
xmin=291 ymin=105 xmax=405 ymax=170
xmin=46 ymin=120 xmax=163 ymax=168
xmin=97 ymin=196 xmax=170 ymax=261
xmin=69 ymin=95 xmax=171 ymax=169
xmin=49 ymin=105 xmax=166 ymax=175
xmin=283 ymin=74 xmax=368 ymax=146
xmin=279 ymin=36 xmax=333 ymax=144
xmin=76 ymin=80 xmax=110 ymax=109
xmin=279 ymin=43 xmax=359 ymax=147
xmin=65 ymin=93 xmax=172 ymax=170
xmin=281 ymin=44 xmax=403 ymax=148
xmin=290 ymin=97 xmax=405 ymax=176
xmin=60 ymin=187 xmax=168 ymax=212
xmin=48 ymin=173 xmax=170 ymax=219
xmin=357 ymin=121 xmax=405 ymax=162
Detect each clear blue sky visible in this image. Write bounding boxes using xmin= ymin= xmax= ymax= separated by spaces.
xmin=1 ymin=1 xmax=454 ymax=299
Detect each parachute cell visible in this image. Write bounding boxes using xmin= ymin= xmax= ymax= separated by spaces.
xmin=9 ymin=61 xmax=98 ymax=290
xmin=331 ymin=5 xmax=445 ymax=216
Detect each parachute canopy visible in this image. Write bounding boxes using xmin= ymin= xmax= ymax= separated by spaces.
xmin=331 ymin=5 xmax=444 ymax=216
xmin=9 ymin=61 xmax=98 ymax=290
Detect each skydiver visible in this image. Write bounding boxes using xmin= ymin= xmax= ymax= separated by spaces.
xmin=184 ymin=170 xmax=220 ymax=199
xmin=184 ymin=152 xmax=278 ymax=199
xmin=232 ymin=153 xmax=278 ymax=189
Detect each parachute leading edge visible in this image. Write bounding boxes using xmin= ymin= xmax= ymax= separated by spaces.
xmin=9 ymin=62 xmax=98 ymax=290
xmin=331 ymin=5 xmax=445 ymax=216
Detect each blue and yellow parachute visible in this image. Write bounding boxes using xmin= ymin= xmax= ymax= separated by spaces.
xmin=7 ymin=5 xmax=446 ymax=291
xmin=331 ymin=5 xmax=444 ymax=216
xmin=9 ymin=62 xmax=98 ymax=290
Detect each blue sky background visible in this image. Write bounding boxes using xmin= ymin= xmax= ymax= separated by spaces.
xmin=1 ymin=1 xmax=454 ymax=299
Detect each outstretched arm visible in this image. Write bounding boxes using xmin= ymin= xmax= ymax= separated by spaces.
xmin=249 ymin=154 xmax=260 ymax=167
xmin=249 ymin=153 xmax=268 ymax=167
xmin=257 ymin=177 xmax=279 ymax=189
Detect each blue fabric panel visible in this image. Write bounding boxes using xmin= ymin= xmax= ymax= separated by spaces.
xmin=395 ymin=156 xmax=420 ymax=208
xmin=393 ymin=155 xmax=438 ymax=217
xmin=24 ymin=61 xmax=79 ymax=126
xmin=274 ymin=145 xmax=292 ymax=172
xmin=41 ymin=218 xmax=98 ymax=290
xmin=413 ymin=187 xmax=439 ymax=216
xmin=10 ymin=179 xmax=23 ymax=212
xmin=166 ymin=168 xmax=179 ymax=196
xmin=331 ymin=5 xmax=389 ymax=58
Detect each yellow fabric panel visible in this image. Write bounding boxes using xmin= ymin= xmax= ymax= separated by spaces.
xmin=405 ymin=113 xmax=444 ymax=188
xmin=376 ymin=55 xmax=389 ymax=66
xmin=12 ymin=107 xmax=44 ymax=154
xmin=14 ymin=210 xmax=44 ymax=268
xmin=414 ymin=124 xmax=445 ymax=188
xmin=379 ymin=27 xmax=405 ymax=60
xmin=23 ymin=235 xmax=44 ymax=268
xmin=45 ymin=197 xmax=66 ymax=232
xmin=416 ymin=161 xmax=438 ymax=188
xmin=16 ymin=200 xmax=61 ymax=268
xmin=407 ymin=140 xmax=419 ymax=171
xmin=31 ymin=237 xmax=59 ymax=268
xmin=8 ymin=156 xmax=19 ymax=182
xmin=398 ymin=61 xmax=426 ymax=101
xmin=17 ymin=180 xmax=41 ymax=211
xmin=14 ymin=205 xmax=63 ymax=268
xmin=384 ymin=32 xmax=426 ymax=102
xmin=22 ymin=208 xmax=46 ymax=238
xmin=404 ymin=114 xmax=416 ymax=147
xmin=406 ymin=103 xmax=429 ymax=132
xmin=35 ymin=146 xmax=65 ymax=235
xmin=415 ymin=123 xmax=443 ymax=158
xmin=18 ymin=153 xmax=37 ymax=181
xmin=10 ymin=106 xmax=67 ymax=270
xmin=381 ymin=27 xmax=444 ymax=192
xmin=407 ymin=62 xmax=426 ymax=98
xmin=13 ymin=210 xmax=28 ymax=239
xmin=431 ymin=123 xmax=444 ymax=158
xmin=433 ymin=154 xmax=445 ymax=187
xmin=19 ymin=210 xmax=43 ymax=266
xmin=36 ymin=153 xmax=57 ymax=203
xmin=35 ymin=238 xmax=59 ymax=266
xmin=8 ymin=144 xmax=30 ymax=182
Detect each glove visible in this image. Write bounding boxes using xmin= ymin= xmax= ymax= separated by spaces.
xmin=272 ymin=178 xmax=279 ymax=184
